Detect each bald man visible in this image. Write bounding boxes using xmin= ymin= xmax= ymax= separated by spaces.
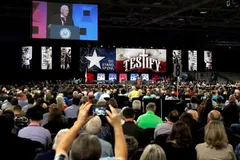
xmin=187 ymin=109 xmax=199 ymax=121
xmin=207 ymin=110 xmax=221 ymax=122
xmin=197 ymin=110 xmax=238 ymax=146
xmin=49 ymin=5 xmax=74 ymax=26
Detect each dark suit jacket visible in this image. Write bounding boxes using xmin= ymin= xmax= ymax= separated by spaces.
xmin=122 ymin=121 xmax=147 ymax=148
xmin=50 ymin=15 xmax=74 ymax=26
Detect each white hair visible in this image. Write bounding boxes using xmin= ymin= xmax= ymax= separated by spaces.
xmin=56 ymin=95 xmax=65 ymax=108
xmin=73 ymin=91 xmax=79 ymax=98
xmin=85 ymin=116 xmax=102 ymax=135
xmin=132 ymin=100 xmax=141 ymax=110
xmin=140 ymin=144 xmax=167 ymax=160
xmin=60 ymin=5 xmax=69 ymax=12
xmin=57 ymin=93 xmax=64 ymax=97
xmin=52 ymin=129 xmax=69 ymax=149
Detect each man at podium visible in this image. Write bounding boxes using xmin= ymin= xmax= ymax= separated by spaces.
xmin=48 ymin=5 xmax=79 ymax=40
xmin=50 ymin=5 xmax=74 ymax=26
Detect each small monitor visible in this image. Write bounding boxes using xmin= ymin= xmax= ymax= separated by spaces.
xmin=97 ymin=73 xmax=105 ymax=81
xmin=130 ymin=74 xmax=139 ymax=81
xmin=141 ymin=74 xmax=149 ymax=81
xmin=119 ymin=73 xmax=127 ymax=83
xmin=109 ymin=73 xmax=117 ymax=81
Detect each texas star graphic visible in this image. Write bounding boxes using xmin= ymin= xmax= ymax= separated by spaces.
xmin=85 ymin=50 xmax=105 ymax=69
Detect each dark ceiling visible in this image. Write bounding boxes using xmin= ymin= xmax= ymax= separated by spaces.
xmin=1 ymin=0 xmax=240 ymax=47
xmin=2 ymin=0 xmax=240 ymax=31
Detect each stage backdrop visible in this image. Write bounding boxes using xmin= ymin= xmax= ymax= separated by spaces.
xmin=116 ymin=48 xmax=167 ymax=72
xmin=79 ymin=47 xmax=116 ymax=72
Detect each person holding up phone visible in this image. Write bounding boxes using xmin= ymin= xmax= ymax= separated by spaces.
xmin=54 ymin=103 xmax=128 ymax=160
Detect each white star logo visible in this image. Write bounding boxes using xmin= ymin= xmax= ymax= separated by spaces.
xmin=85 ymin=50 xmax=105 ymax=69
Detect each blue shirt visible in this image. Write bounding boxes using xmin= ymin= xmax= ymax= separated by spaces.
xmin=64 ymin=105 xmax=79 ymax=119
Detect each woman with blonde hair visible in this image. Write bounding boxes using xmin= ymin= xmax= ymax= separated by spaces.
xmin=140 ymin=144 xmax=166 ymax=160
xmin=196 ymin=121 xmax=235 ymax=160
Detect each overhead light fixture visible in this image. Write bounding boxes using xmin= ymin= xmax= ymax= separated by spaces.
xmin=152 ymin=2 xmax=162 ymax=5
xmin=142 ymin=7 xmax=150 ymax=10
xmin=200 ymin=11 xmax=208 ymax=14
xmin=178 ymin=18 xmax=184 ymax=21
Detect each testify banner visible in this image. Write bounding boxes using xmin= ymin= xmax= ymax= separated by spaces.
xmin=116 ymin=48 xmax=167 ymax=72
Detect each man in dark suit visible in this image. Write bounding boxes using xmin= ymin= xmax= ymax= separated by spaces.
xmin=49 ymin=5 xmax=74 ymax=27
xmin=122 ymin=108 xmax=147 ymax=148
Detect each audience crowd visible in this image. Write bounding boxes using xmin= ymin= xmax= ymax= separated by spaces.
xmin=1 ymin=81 xmax=240 ymax=160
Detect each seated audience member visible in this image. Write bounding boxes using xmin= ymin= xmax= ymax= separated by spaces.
xmin=222 ymin=95 xmax=240 ymax=127
xmin=108 ymin=98 xmax=121 ymax=113
xmin=18 ymin=107 xmax=52 ymax=148
xmin=0 ymin=114 xmax=35 ymax=160
xmin=137 ymin=102 xmax=163 ymax=129
xmin=1 ymin=95 xmax=13 ymax=110
xmin=154 ymin=110 xmax=179 ymax=139
xmin=132 ymin=100 xmax=142 ymax=120
xmin=13 ymin=105 xmax=28 ymax=130
xmin=186 ymin=96 xmax=198 ymax=110
xmin=85 ymin=116 xmax=114 ymax=158
xmin=128 ymin=86 xmax=140 ymax=100
xmin=186 ymin=109 xmax=199 ymax=122
xmin=99 ymin=89 xmax=111 ymax=102
xmin=68 ymin=91 xmax=79 ymax=106
xmin=54 ymin=103 xmax=128 ymax=160
xmin=165 ymin=91 xmax=179 ymax=100
xmin=35 ymin=97 xmax=49 ymax=113
xmin=41 ymin=103 xmax=68 ymax=126
xmin=174 ymin=95 xmax=187 ymax=116
xmin=43 ymin=107 xmax=68 ymax=139
xmin=198 ymin=97 xmax=214 ymax=126
xmin=180 ymin=112 xmax=200 ymax=146
xmin=22 ymin=94 xmax=34 ymax=113
xmin=196 ymin=121 xmax=235 ymax=160
xmin=34 ymin=129 xmax=69 ymax=160
xmin=197 ymin=110 xmax=237 ymax=148
xmin=44 ymin=90 xmax=53 ymax=106
xmin=143 ymin=91 xmax=153 ymax=99
xmin=122 ymin=107 xmax=147 ymax=148
xmin=18 ymin=93 xmax=28 ymax=107
xmin=125 ymin=135 xmax=139 ymax=160
xmin=56 ymin=95 xmax=67 ymax=111
xmin=163 ymin=121 xmax=197 ymax=160
xmin=96 ymin=101 xmax=114 ymax=144
xmin=80 ymin=96 xmax=89 ymax=105
xmin=140 ymin=144 xmax=167 ymax=160
xmin=64 ymin=97 xmax=80 ymax=119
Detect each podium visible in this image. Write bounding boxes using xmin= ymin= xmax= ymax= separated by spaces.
xmin=50 ymin=25 xmax=80 ymax=40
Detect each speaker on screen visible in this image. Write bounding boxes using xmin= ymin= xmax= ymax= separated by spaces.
xmin=32 ymin=1 xmax=98 ymax=41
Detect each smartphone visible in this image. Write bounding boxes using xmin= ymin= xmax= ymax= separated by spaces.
xmin=92 ymin=105 xmax=108 ymax=116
